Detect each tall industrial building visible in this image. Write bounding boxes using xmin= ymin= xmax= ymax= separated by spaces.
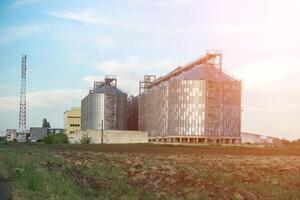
xmin=139 ymin=51 xmax=242 ymax=144
xmin=64 ymin=107 xmax=81 ymax=134
xmin=81 ymin=76 xmax=128 ymax=131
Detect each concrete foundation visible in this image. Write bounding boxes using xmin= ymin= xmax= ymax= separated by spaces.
xmin=68 ymin=130 xmax=148 ymax=144
xmin=148 ymin=136 xmax=241 ymax=144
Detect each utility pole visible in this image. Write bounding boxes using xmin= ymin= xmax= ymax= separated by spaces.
xmin=101 ymin=119 xmax=104 ymax=144
xmin=19 ymin=55 xmax=27 ymax=135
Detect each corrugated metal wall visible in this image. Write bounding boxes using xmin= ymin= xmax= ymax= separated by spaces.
xmin=220 ymin=81 xmax=241 ymax=137
xmin=81 ymin=92 xmax=127 ymax=131
xmin=139 ymin=80 xmax=207 ymax=137
xmin=81 ymin=93 xmax=105 ymax=130
xmin=168 ymin=80 xmax=206 ymax=136
xmin=139 ymin=80 xmax=241 ymax=138
xmin=116 ymin=94 xmax=128 ymax=130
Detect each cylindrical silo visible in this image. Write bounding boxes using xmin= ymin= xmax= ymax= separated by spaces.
xmin=81 ymin=76 xmax=127 ymax=131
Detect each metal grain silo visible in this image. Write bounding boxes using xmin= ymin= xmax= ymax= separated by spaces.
xmin=81 ymin=76 xmax=127 ymax=131
xmin=139 ymin=51 xmax=242 ymax=144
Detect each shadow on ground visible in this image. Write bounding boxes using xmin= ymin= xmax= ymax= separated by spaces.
xmin=0 ymin=177 xmax=11 ymax=200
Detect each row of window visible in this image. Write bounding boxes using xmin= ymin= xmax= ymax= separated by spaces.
xmin=70 ymin=124 xmax=80 ymax=127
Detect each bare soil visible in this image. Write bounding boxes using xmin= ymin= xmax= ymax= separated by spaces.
xmin=50 ymin=144 xmax=300 ymax=199
xmin=3 ymin=143 xmax=300 ymax=199
xmin=27 ymin=143 xmax=300 ymax=156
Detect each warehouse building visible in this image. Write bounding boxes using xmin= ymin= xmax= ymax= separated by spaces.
xmin=241 ymin=132 xmax=282 ymax=144
xmin=81 ymin=76 xmax=128 ymax=131
xmin=64 ymin=107 xmax=81 ymax=134
xmin=240 ymin=132 xmax=262 ymax=144
xmin=30 ymin=127 xmax=64 ymax=141
xmin=139 ymin=51 xmax=242 ymax=144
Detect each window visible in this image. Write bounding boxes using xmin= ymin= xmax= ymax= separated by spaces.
xmin=70 ymin=124 xmax=80 ymax=127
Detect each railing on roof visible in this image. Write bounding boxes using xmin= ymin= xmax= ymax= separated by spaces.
xmin=222 ymin=69 xmax=242 ymax=82
xmin=146 ymin=52 xmax=218 ymax=88
xmin=140 ymin=50 xmax=242 ymax=91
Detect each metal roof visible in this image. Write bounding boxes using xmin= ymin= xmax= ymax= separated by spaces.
xmin=93 ymin=86 xmax=126 ymax=94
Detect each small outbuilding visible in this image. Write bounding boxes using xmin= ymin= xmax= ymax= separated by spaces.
xmin=30 ymin=127 xmax=64 ymax=142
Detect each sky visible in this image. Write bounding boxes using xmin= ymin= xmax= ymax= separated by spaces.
xmin=0 ymin=0 xmax=299 ymax=140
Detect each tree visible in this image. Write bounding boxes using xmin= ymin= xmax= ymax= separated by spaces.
xmin=0 ymin=136 xmax=6 ymax=142
xmin=42 ymin=118 xmax=51 ymax=128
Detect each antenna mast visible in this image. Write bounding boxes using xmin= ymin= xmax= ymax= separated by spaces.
xmin=18 ymin=54 xmax=27 ymax=134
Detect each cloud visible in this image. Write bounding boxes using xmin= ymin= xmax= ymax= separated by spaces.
xmin=0 ymin=89 xmax=86 ymax=131
xmin=28 ymin=89 xmax=85 ymax=107
xmin=0 ymin=89 xmax=85 ymax=111
xmin=48 ymin=10 xmax=119 ymax=27
xmin=233 ymin=56 xmax=300 ymax=140
xmin=234 ymin=56 xmax=300 ymax=90
xmin=0 ymin=96 xmax=19 ymax=111
xmin=0 ymin=85 xmax=18 ymax=91
xmin=47 ymin=9 xmax=149 ymax=32
xmin=86 ymin=57 xmax=179 ymax=95
xmin=126 ymin=0 xmax=193 ymax=11
xmin=11 ymin=0 xmax=44 ymax=7
xmin=0 ymin=25 xmax=47 ymax=45
xmin=82 ymin=75 xmax=104 ymax=87
xmin=95 ymin=56 xmax=178 ymax=77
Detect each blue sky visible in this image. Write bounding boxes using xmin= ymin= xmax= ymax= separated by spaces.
xmin=0 ymin=0 xmax=300 ymax=140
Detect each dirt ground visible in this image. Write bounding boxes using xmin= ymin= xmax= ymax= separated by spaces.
xmin=2 ymin=143 xmax=300 ymax=200
xmin=48 ymin=144 xmax=300 ymax=199
xmin=36 ymin=143 xmax=300 ymax=156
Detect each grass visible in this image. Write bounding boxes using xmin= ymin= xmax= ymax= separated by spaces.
xmin=43 ymin=134 xmax=68 ymax=144
xmin=0 ymin=144 xmax=152 ymax=199
xmin=0 ymin=146 xmax=90 ymax=199
xmin=0 ymin=143 xmax=300 ymax=199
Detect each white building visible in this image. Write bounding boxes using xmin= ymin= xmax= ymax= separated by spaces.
xmin=6 ymin=129 xmax=17 ymax=141
xmin=241 ymin=132 xmax=281 ymax=144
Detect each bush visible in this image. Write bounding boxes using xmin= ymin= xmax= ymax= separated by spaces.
xmin=44 ymin=134 xmax=68 ymax=144
xmin=80 ymin=133 xmax=91 ymax=144
xmin=0 ymin=137 xmax=8 ymax=145
xmin=36 ymin=139 xmax=43 ymax=143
